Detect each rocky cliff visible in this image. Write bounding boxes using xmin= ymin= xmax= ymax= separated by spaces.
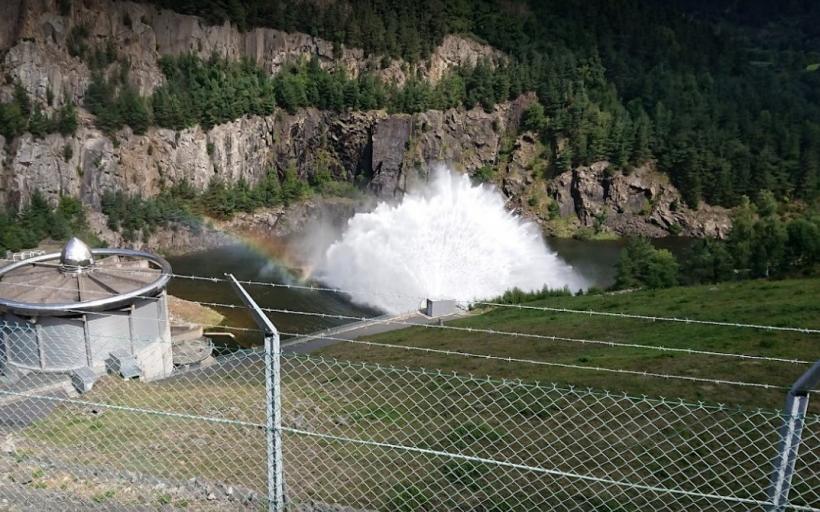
xmin=545 ymin=162 xmax=731 ymax=238
xmin=1 ymin=0 xmax=503 ymax=105
xmin=0 ymin=97 xmax=534 ymax=210
xmin=0 ymin=0 xmax=731 ymax=241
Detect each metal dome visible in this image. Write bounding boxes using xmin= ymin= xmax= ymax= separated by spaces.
xmin=59 ymin=237 xmax=95 ymax=271
xmin=0 ymin=239 xmax=172 ymax=317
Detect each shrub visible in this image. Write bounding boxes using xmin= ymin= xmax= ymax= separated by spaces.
xmin=473 ymin=165 xmax=495 ymax=183
xmin=384 ymin=483 xmax=431 ymax=512
xmin=445 ymin=422 xmax=504 ymax=450
xmin=483 ymin=286 xmax=572 ymax=306
xmin=0 ymin=192 xmax=94 ymax=253
xmin=57 ymin=0 xmax=71 ymax=16
xmin=614 ymin=238 xmax=679 ymax=290
xmin=57 ymin=102 xmax=78 ymax=135
xmin=66 ymin=25 xmax=90 ymax=59
xmin=548 ymin=200 xmax=560 ymax=219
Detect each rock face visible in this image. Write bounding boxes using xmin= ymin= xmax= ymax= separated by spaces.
xmin=0 ymin=96 xmax=535 ymax=210
xmin=546 ymin=162 xmax=731 ymax=238
xmin=369 ymin=94 xmax=535 ymax=198
xmin=0 ymin=0 xmax=503 ymax=105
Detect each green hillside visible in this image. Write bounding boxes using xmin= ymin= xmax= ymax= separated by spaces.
xmin=319 ymin=278 xmax=820 ymax=410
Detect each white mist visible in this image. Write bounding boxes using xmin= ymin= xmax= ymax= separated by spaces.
xmin=316 ymin=167 xmax=586 ymax=313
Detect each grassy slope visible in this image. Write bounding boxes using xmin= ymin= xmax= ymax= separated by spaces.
xmin=318 ymin=278 xmax=820 ymax=410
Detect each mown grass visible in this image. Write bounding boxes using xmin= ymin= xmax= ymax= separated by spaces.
xmin=319 ymin=278 xmax=820 ymax=410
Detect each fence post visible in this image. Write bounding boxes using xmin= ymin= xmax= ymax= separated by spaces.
xmin=228 ymin=274 xmax=284 ymax=512
xmin=767 ymin=360 xmax=820 ymax=511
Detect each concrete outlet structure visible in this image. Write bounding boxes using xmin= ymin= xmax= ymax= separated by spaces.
xmin=425 ymin=299 xmax=457 ymax=318
xmin=0 ymin=238 xmax=174 ymax=386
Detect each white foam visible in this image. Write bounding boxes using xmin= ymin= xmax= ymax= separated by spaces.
xmin=317 ymin=166 xmax=586 ymax=313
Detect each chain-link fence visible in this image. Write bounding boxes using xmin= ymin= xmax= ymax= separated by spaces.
xmin=0 ymin=308 xmax=818 ymax=510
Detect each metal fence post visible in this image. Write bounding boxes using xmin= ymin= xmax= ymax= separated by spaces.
xmin=767 ymin=360 xmax=820 ymax=511
xmin=228 ymin=274 xmax=284 ymax=512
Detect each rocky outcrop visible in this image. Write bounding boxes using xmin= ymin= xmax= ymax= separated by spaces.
xmin=215 ymin=197 xmax=365 ymax=242
xmin=545 ymin=162 xmax=731 ymax=238
xmin=0 ymin=109 xmax=370 ymax=208
xmin=370 ymin=115 xmax=413 ymax=198
xmin=501 ymin=132 xmax=543 ymax=201
xmin=370 ymin=93 xmax=537 ymax=197
xmin=84 ymin=210 xmax=233 ymax=255
xmin=0 ymin=95 xmax=535 ymax=210
xmin=426 ymin=35 xmax=505 ymax=82
xmin=0 ymin=94 xmax=730 ymax=239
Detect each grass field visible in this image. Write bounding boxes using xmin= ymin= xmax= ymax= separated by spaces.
xmin=318 ymin=278 xmax=820 ymax=410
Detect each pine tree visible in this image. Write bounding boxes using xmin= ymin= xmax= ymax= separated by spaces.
xmin=343 ymin=79 xmax=360 ymax=110
xmin=28 ymin=104 xmax=50 ymax=138
xmin=631 ymin=110 xmax=652 ymax=163
xmin=118 ymin=86 xmax=151 ymax=134
xmin=0 ymin=101 xmax=26 ymax=138
xmin=57 ymin=101 xmax=78 ymax=135
xmin=13 ymin=82 xmax=31 ymax=118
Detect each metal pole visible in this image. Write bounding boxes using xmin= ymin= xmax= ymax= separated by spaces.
xmin=227 ymin=274 xmax=284 ymax=512
xmin=767 ymin=360 xmax=820 ymax=511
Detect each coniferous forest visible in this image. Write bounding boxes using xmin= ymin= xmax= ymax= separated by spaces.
xmin=142 ymin=0 xmax=820 ymax=208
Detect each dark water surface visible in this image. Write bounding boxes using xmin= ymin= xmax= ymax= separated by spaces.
xmin=547 ymin=237 xmax=693 ymax=291
xmin=166 ymin=244 xmax=379 ymax=346
xmin=167 ymin=238 xmax=693 ymax=346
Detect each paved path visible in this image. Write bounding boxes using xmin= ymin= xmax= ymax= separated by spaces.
xmin=281 ymin=310 xmax=465 ymax=354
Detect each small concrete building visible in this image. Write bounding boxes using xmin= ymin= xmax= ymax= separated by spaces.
xmin=425 ymin=299 xmax=458 ymax=318
xmin=0 ymin=238 xmax=174 ymax=384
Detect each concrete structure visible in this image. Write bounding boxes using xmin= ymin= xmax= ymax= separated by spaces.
xmin=425 ymin=299 xmax=457 ymax=318
xmin=0 ymin=238 xmax=174 ymax=384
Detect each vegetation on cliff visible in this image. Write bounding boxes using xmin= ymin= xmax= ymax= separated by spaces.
xmin=4 ymin=0 xmax=817 ymax=244
xmin=98 ymin=166 xmax=355 ymax=242
xmin=150 ymin=53 xmax=520 ymax=128
xmin=0 ymin=82 xmax=78 ymax=140
xmin=143 ymin=0 xmax=820 ymax=208
xmin=0 ymin=194 xmax=91 ymax=253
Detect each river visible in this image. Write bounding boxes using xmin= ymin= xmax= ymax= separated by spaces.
xmin=166 ymin=237 xmax=692 ymax=347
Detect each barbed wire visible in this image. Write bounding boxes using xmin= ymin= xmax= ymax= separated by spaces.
xmin=278 ymin=331 xmax=790 ymax=391
xmin=6 ymin=244 xmax=820 ymax=335
xmin=12 ymin=257 xmax=817 ymax=334
xmin=88 ymin=266 xmax=820 ymax=334
xmin=473 ymin=301 xmax=820 ymax=334
xmin=0 ymin=281 xmax=815 ymax=368
xmin=253 ymin=305 xmax=815 ymax=366
xmin=0 ymin=307 xmax=795 ymax=391
xmin=88 ymin=265 xmax=420 ymax=302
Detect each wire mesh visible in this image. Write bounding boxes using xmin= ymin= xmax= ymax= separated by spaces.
xmin=279 ymin=354 xmax=820 ymax=511
xmin=0 ymin=320 xmax=816 ymax=511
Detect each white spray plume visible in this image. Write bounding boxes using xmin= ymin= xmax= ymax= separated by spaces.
xmin=316 ymin=166 xmax=586 ymax=313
